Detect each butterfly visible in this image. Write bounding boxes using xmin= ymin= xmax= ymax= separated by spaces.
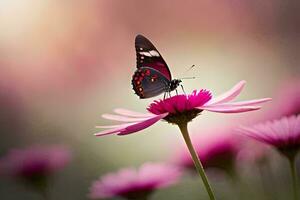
xmin=131 ymin=34 xmax=182 ymax=99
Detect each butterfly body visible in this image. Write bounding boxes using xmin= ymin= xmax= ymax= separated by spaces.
xmin=132 ymin=34 xmax=182 ymax=99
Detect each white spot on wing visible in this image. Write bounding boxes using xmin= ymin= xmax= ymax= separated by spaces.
xmin=149 ymin=50 xmax=159 ymax=57
xmin=139 ymin=52 xmax=152 ymax=57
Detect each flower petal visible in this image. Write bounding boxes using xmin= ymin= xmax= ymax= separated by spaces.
xmin=216 ymin=98 xmax=272 ymax=106
xmin=238 ymin=126 xmax=282 ymax=146
xmin=117 ymin=113 xmax=168 ymax=135
xmin=95 ymin=114 xmax=168 ymax=136
xmin=198 ymin=105 xmax=261 ymax=113
xmin=95 ymin=123 xmax=136 ymax=129
xmin=102 ymin=114 xmax=151 ymax=122
xmin=206 ymin=81 xmax=246 ymax=105
xmin=94 ymin=126 xmax=127 ymax=136
xmin=114 ymin=108 xmax=155 ymax=118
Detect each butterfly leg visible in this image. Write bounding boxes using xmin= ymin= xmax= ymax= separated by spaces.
xmin=181 ymin=85 xmax=186 ymax=95
xmin=175 ymin=89 xmax=178 ymax=95
xmin=163 ymin=92 xmax=167 ymax=100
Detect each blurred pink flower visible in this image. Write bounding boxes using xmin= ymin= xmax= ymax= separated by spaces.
xmin=89 ymin=163 xmax=181 ymax=199
xmin=174 ymin=127 xmax=240 ymax=174
xmin=270 ymin=78 xmax=300 ymax=119
xmin=0 ymin=145 xmax=71 ymax=180
xmin=239 ymin=115 xmax=300 ymax=158
xmin=237 ymin=140 xmax=270 ymax=165
xmin=95 ymin=81 xmax=271 ymax=136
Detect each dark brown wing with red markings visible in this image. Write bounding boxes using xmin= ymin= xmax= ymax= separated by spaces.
xmin=135 ymin=35 xmax=172 ymax=80
xmin=132 ymin=67 xmax=169 ymax=99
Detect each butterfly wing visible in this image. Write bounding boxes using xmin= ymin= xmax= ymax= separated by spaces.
xmin=135 ymin=34 xmax=172 ymax=80
xmin=132 ymin=67 xmax=170 ymax=99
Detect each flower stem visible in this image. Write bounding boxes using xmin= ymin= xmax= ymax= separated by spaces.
xmin=178 ymin=123 xmax=216 ymax=200
xmin=41 ymin=189 xmax=50 ymax=200
xmin=288 ymin=156 xmax=299 ymax=200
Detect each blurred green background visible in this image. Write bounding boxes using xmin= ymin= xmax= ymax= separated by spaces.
xmin=0 ymin=0 xmax=299 ymax=199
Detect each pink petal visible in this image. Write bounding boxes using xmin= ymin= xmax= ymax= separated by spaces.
xmin=206 ymin=81 xmax=246 ymax=105
xmin=95 ymin=114 xmax=168 ymax=136
xmin=238 ymin=127 xmax=278 ymax=145
xmin=95 ymin=123 xmax=140 ymax=136
xmin=114 ymin=108 xmax=155 ymax=118
xmin=95 ymin=123 xmax=136 ymax=129
xmin=94 ymin=126 xmax=128 ymax=136
xmin=117 ymin=113 xmax=168 ymax=135
xmin=198 ymin=105 xmax=261 ymax=113
xmin=102 ymin=114 xmax=151 ymax=122
xmin=216 ymin=98 xmax=272 ymax=106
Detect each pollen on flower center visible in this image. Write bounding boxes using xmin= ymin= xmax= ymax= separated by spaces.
xmin=147 ymin=90 xmax=212 ymax=125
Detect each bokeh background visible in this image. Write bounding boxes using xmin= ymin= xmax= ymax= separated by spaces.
xmin=0 ymin=0 xmax=299 ymax=199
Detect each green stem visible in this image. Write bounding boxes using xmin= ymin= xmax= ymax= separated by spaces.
xmin=178 ymin=123 xmax=216 ymax=200
xmin=257 ymin=164 xmax=277 ymax=200
xmin=41 ymin=190 xmax=50 ymax=200
xmin=128 ymin=196 xmax=150 ymax=200
xmin=288 ymin=156 xmax=299 ymax=200
xmin=139 ymin=195 xmax=150 ymax=200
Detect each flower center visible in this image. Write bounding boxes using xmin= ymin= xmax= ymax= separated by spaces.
xmin=163 ymin=109 xmax=202 ymax=125
xmin=277 ymin=144 xmax=300 ymax=160
xmin=120 ymin=188 xmax=153 ymax=200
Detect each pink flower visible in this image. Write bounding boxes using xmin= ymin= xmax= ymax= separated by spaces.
xmin=174 ymin=127 xmax=240 ymax=174
xmin=89 ymin=163 xmax=181 ymax=199
xmin=95 ymin=81 xmax=271 ymax=136
xmin=236 ymin=140 xmax=270 ymax=165
xmin=239 ymin=115 xmax=300 ymax=158
xmin=0 ymin=145 xmax=72 ymax=180
xmin=269 ymin=78 xmax=300 ymax=119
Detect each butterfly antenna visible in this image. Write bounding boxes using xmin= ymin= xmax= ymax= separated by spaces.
xmin=179 ymin=76 xmax=197 ymax=80
xmin=185 ymin=64 xmax=196 ymax=73
xmin=178 ymin=65 xmax=198 ymax=80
